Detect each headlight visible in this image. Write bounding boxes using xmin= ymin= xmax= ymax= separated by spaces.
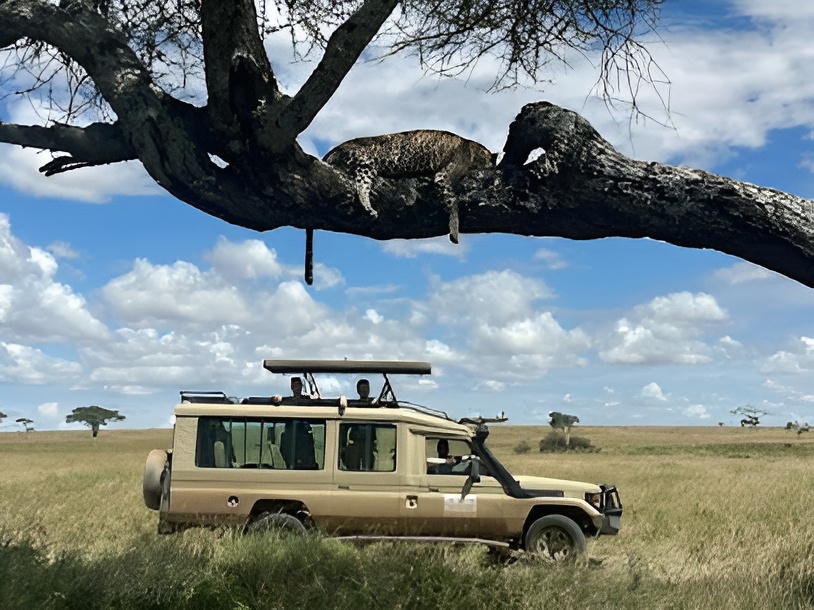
xmin=585 ymin=492 xmax=602 ymax=509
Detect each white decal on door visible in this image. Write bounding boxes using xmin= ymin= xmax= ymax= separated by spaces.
xmin=444 ymin=494 xmax=476 ymax=514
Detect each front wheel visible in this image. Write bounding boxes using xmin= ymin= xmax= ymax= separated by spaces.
xmin=524 ymin=515 xmax=586 ymax=562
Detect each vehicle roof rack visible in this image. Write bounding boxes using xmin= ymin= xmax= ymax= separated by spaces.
xmin=180 ymin=391 xmax=235 ymax=404
xmin=262 ymin=359 xmax=432 ymax=375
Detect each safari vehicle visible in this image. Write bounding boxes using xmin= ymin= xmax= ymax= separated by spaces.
xmin=143 ymin=359 xmax=622 ymax=561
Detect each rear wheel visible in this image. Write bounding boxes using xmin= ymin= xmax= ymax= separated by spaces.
xmin=247 ymin=511 xmax=308 ymax=535
xmin=524 ymin=515 xmax=586 ymax=562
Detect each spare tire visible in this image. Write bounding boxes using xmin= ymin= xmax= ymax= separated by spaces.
xmin=143 ymin=449 xmax=168 ymax=510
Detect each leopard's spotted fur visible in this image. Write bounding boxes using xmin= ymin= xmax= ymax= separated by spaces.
xmin=323 ymin=130 xmax=495 ymax=243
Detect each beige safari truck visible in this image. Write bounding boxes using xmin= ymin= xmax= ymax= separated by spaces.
xmin=143 ymin=359 xmax=622 ymax=561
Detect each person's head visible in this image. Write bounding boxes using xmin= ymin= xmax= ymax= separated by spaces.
xmin=290 ymin=377 xmax=303 ymax=396
xmin=356 ymin=378 xmax=370 ymax=399
xmin=436 ymin=439 xmax=449 ymax=458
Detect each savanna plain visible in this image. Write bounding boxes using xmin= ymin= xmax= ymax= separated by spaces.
xmin=1 ymin=425 xmax=813 ymax=609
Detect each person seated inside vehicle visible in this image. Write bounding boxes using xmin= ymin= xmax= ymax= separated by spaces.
xmin=343 ymin=426 xmax=366 ymax=470
xmin=272 ymin=377 xmax=311 ymax=405
xmin=427 ymin=439 xmax=461 ymax=475
xmin=356 ymin=378 xmax=374 ymax=404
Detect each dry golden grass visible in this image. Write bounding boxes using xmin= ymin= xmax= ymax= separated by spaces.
xmin=1 ymin=425 xmax=813 ymax=609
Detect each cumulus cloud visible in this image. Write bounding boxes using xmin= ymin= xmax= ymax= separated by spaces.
xmin=204 ymin=237 xmax=285 ymax=280
xmin=761 ymin=337 xmax=814 ymax=374
xmin=683 ymin=404 xmax=711 ymax=419
xmin=642 ymin=382 xmax=668 ymax=401
xmin=424 ymin=269 xmax=588 ymax=377
xmin=0 ymin=342 xmax=82 ymax=384
xmin=0 ymin=214 xmax=109 ymax=343
xmin=429 ymin=269 xmax=554 ymax=326
xmin=600 ymin=292 xmax=728 ymax=365
xmin=101 ymin=258 xmax=253 ymax=327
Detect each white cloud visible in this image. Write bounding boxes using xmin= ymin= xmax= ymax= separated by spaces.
xmin=0 ymin=146 xmax=158 ymax=203
xmin=714 ymin=262 xmax=773 ymax=285
xmin=311 ymin=263 xmax=345 ymax=290
xmin=534 ymin=247 xmax=568 ymax=270
xmin=422 ymin=269 xmax=587 ymax=377
xmin=0 ymin=342 xmax=82 ymax=384
xmin=475 ymin=379 xmax=506 ymax=392
xmin=204 ymin=237 xmax=285 ymax=280
xmin=37 ymin=402 xmax=59 ymax=417
xmin=429 ymin=270 xmax=554 ymax=326
xmin=642 ymin=382 xmax=668 ymax=401
xmin=47 ymin=241 xmax=79 ymax=260
xmin=101 ymin=258 xmax=253 ymax=326
xmin=0 ymin=214 xmax=109 ymax=343
xmin=761 ymin=337 xmax=814 ymax=374
xmin=600 ymin=292 xmax=728 ymax=365
xmin=364 ymin=309 xmax=384 ymax=324
xmin=382 ymin=237 xmax=467 ymax=259
xmin=683 ymin=404 xmax=711 ymax=419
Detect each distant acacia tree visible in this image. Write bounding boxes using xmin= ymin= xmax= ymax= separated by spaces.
xmin=731 ymin=405 xmax=767 ymax=428
xmin=15 ymin=417 xmax=34 ymax=432
xmin=0 ymin=411 xmax=6 ymax=423
xmin=65 ymin=405 xmax=125 ymax=438
xmin=549 ymin=411 xmax=580 ymax=448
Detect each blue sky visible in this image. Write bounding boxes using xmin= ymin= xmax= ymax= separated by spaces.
xmin=2 ymin=0 xmax=814 ymax=430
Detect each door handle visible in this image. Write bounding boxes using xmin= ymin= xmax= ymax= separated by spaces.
xmin=428 ymin=487 xmax=439 ymax=492
xmin=338 ymin=485 xmax=350 ymax=490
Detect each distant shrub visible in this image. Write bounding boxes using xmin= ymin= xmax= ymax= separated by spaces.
xmin=513 ymin=440 xmax=532 ymax=454
xmin=538 ymin=431 xmax=599 ymax=453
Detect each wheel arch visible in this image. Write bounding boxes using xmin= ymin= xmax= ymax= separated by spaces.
xmin=522 ymin=504 xmax=597 ymax=539
xmin=248 ymin=499 xmax=313 ymax=526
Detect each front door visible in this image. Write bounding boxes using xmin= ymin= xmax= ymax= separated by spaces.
xmin=401 ymin=435 xmax=510 ymax=538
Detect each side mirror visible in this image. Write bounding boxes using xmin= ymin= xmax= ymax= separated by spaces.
xmin=460 ymin=457 xmax=481 ymax=500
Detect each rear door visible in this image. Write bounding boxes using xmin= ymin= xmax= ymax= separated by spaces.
xmin=323 ymin=422 xmax=402 ymax=534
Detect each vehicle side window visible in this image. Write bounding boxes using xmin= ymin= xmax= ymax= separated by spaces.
xmin=339 ymin=423 xmax=396 ymax=472
xmin=196 ymin=417 xmax=325 ymax=469
xmin=425 ymin=437 xmax=472 ymax=475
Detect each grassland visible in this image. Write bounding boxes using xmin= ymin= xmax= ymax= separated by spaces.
xmin=2 ymin=425 xmax=814 ymax=609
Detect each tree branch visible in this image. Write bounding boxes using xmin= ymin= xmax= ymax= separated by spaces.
xmin=0 ymin=121 xmax=134 ymax=174
xmin=488 ymin=102 xmax=814 ymax=287
xmin=200 ymin=0 xmax=284 ymax=149
xmin=269 ymin=0 xmax=400 ymax=149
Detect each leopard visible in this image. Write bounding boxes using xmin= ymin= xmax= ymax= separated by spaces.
xmin=323 ymin=129 xmax=495 ymax=243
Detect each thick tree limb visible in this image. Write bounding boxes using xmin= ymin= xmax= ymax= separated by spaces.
xmin=269 ymin=0 xmax=400 ymax=149
xmin=490 ymin=102 xmax=814 ymax=287
xmin=200 ymin=0 xmax=283 ymax=149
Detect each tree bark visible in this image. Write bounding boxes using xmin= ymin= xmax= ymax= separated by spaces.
xmin=1 ymin=1 xmax=813 ymax=288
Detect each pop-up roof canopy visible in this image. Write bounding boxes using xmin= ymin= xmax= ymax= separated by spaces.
xmin=263 ymin=359 xmax=432 ymax=404
xmin=262 ymin=359 xmax=431 ymax=375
